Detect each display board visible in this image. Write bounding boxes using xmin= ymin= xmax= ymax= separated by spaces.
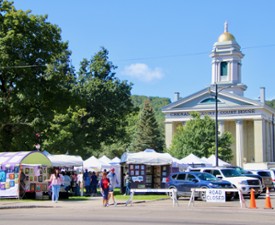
xmin=0 ymin=164 xmax=20 ymax=197
xmin=128 ymin=164 xmax=170 ymax=189
xmin=21 ymin=165 xmax=49 ymax=195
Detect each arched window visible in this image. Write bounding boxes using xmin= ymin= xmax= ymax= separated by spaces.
xmin=200 ymin=97 xmax=221 ymax=104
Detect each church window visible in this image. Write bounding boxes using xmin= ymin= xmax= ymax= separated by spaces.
xmin=220 ymin=62 xmax=228 ymax=76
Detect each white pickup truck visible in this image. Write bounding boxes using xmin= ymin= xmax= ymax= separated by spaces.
xmin=189 ymin=167 xmax=263 ymax=197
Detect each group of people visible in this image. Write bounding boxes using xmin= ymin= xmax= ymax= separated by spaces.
xmin=83 ymin=170 xmax=99 ymax=196
xmin=47 ymin=167 xmax=131 ymax=205
xmin=48 ymin=168 xmax=84 ymax=202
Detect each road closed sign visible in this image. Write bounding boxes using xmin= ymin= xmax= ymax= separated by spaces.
xmin=206 ymin=189 xmax=226 ymax=202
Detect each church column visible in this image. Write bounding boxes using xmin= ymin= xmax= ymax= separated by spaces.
xmin=254 ymin=119 xmax=265 ymax=162
xmin=272 ymin=115 xmax=275 ymax=161
xmin=164 ymin=122 xmax=174 ymax=149
xmin=236 ymin=120 xmax=244 ymax=167
xmin=266 ymin=120 xmax=272 ymax=162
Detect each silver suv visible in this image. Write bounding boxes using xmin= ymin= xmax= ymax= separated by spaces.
xmin=190 ymin=167 xmax=262 ymax=197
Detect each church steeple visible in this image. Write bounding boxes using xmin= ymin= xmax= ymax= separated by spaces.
xmin=210 ymin=22 xmax=247 ymax=96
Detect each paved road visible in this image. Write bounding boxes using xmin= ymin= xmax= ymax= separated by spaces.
xmin=0 ymin=193 xmax=274 ymax=225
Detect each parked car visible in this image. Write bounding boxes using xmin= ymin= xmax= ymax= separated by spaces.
xmin=189 ymin=167 xmax=263 ymax=198
xmin=267 ymin=169 xmax=275 ymax=190
xmin=223 ymin=166 xmax=264 ymax=189
xmin=166 ymin=171 xmax=234 ymax=201
xmin=248 ymin=170 xmax=273 ymax=192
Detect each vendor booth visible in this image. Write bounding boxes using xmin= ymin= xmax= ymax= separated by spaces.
xmin=0 ymin=151 xmax=52 ymax=199
xmin=120 ymin=149 xmax=174 ymax=190
xmin=42 ymin=151 xmax=84 ymax=197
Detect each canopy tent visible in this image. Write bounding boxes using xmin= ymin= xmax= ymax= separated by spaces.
xmin=84 ymin=156 xmax=107 ymax=171
xmin=98 ymin=155 xmax=111 ymax=164
xmin=0 ymin=151 xmax=52 ymax=198
xmin=0 ymin=151 xmax=52 ymax=168
xmin=171 ymin=157 xmax=188 ymax=170
xmin=42 ymin=151 xmax=83 ymax=167
xmin=120 ymin=149 xmax=174 ymax=189
xmin=109 ymin=157 xmax=121 ymax=165
xmin=121 ymin=149 xmax=174 ymax=165
xmin=83 ymin=155 xmax=120 ymax=187
xmin=98 ymin=155 xmax=112 ymax=171
xmin=46 ymin=154 xmax=83 ymax=167
xmin=207 ymin=155 xmax=231 ymax=166
xmin=180 ymin=153 xmax=207 ymax=165
xmin=201 ymin=157 xmax=209 ymax=163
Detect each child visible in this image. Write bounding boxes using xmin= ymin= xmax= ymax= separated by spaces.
xmin=100 ymin=172 xmax=110 ymax=207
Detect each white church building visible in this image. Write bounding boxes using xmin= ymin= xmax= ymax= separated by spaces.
xmin=162 ymin=22 xmax=275 ymax=167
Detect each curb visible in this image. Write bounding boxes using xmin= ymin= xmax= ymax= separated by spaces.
xmin=0 ymin=205 xmax=54 ymax=210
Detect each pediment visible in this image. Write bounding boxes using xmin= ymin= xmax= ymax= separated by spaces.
xmin=162 ymin=87 xmax=264 ymax=112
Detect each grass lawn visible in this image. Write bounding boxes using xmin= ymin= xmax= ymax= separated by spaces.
xmin=68 ymin=194 xmax=169 ymax=201
xmin=0 ymin=188 xmax=170 ymax=202
xmin=70 ymin=188 xmax=170 ymax=201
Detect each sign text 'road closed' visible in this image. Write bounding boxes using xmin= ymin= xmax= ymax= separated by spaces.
xmin=206 ymin=189 xmax=226 ymax=203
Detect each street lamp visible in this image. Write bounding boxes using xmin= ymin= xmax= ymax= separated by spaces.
xmin=215 ymin=83 xmax=219 ymax=167
xmin=211 ymin=83 xmax=234 ymax=167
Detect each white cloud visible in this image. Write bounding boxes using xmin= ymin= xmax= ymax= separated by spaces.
xmin=122 ymin=63 xmax=164 ymax=82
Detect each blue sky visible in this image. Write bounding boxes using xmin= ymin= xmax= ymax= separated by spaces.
xmin=12 ymin=0 xmax=275 ymax=101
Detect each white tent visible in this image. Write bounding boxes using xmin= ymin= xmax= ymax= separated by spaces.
xmin=108 ymin=157 xmax=121 ymax=188
xmin=207 ymin=155 xmax=231 ymax=166
xmin=121 ymin=149 xmax=174 ymax=165
xmin=83 ymin=156 xmax=103 ymax=171
xmin=201 ymin=156 xmax=209 ymax=163
xmin=98 ymin=156 xmax=112 ymax=171
xmin=110 ymin=157 xmax=121 ymax=164
xmin=98 ymin=155 xmax=111 ymax=164
xmin=172 ymin=157 xmax=188 ymax=169
xmin=180 ymin=153 xmax=206 ymax=164
xmin=46 ymin=154 xmax=83 ymax=167
xmin=83 ymin=155 xmax=121 ymax=187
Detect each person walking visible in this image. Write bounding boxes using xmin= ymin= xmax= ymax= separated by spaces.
xmin=83 ymin=169 xmax=91 ymax=195
xmin=49 ymin=168 xmax=63 ymax=203
xmin=100 ymin=172 xmax=110 ymax=207
xmin=124 ymin=172 xmax=132 ymax=195
xmin=90 ymin=171 xmax=98 ymax=196
xmin=107 ymin=168 xmax=118 ymax=205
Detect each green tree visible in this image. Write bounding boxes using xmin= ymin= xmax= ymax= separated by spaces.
xmin=0 ymin=0 xmax=75 ymax=151
xmin=130 ymin=99 xmax=164 ymax=152
xmin=45 ymin=47 xmax=134 ymax=157
xmin=266 ymin=99 xmax=275 ymax=109
xmin=169 ymin=112 xmax=233 ymax=162
xmin=97 ymin=96 xmax=170 ymax=158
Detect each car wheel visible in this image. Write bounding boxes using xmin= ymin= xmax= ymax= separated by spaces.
xmin=199 ymin=187 xmax=207 ymax=201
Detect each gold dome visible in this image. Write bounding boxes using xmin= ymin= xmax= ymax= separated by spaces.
xmin=218 ymin=32 xmax=236 ymax=42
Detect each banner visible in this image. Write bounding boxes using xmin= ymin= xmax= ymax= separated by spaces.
xmin=0 ymin=165 xmax=20 ymax=197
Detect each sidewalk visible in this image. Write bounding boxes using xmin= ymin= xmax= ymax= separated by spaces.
xmin=0 ymin=196 xmax=103 ymax=209
xmin=1 ymin=192 xmax=274 ymax=210
xmin=0 ymin=196 xmax=147 ymax=210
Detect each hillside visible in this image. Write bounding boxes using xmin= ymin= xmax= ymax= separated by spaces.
xmin=131 ymin=95 xmax=171 ymax=128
